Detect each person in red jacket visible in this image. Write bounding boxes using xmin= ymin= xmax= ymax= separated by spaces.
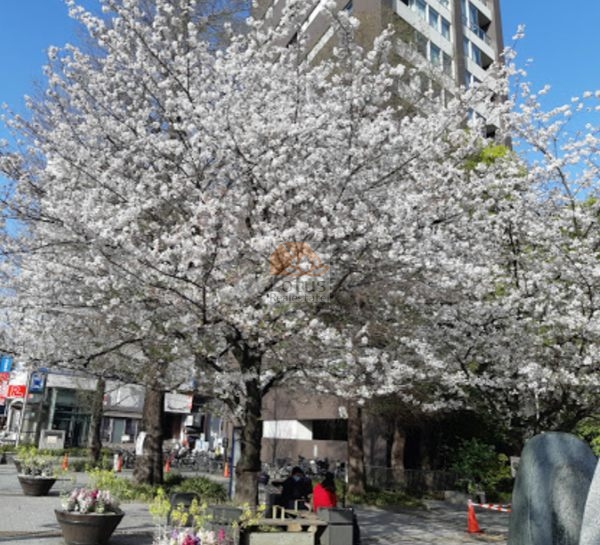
xmin=312 ymin=472 xmax=337 ymax=512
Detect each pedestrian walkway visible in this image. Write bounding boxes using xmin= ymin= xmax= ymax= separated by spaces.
xmin=0 ymin=464 xmax=508 ymax=544
xmin=358 ymin=502 xmax=508 ymax=544
xmin=0 ymin=465 xmax=153 ymax=545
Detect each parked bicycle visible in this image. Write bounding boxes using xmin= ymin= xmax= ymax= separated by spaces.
xmin=110 ymin=447 xmax=136 ymax=470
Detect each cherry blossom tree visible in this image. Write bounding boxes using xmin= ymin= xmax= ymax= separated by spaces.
xmin=2 ymin=0 xmax=600 ymax=502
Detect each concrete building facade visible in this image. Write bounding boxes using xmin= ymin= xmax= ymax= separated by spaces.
xmin=1 ymin=368 xmax=226 ymax=452
xmin=261 ymin=389 xmax=349 ymax=464
xmin=253 ymin=0 xmax=503 ymax=91
xmin=252 ymin=0 xmax=505 ymax=468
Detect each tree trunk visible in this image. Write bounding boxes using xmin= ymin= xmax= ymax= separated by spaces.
xmin=88 ymin=377 xmax=105 ymax=463
xmin=347 ymin=401 xmax=366 ymax=497
xmin=133 ymin=385 xmax=164 ymax=485
xmin=391 ymin=419 xmax=406 ymax=485
xmin=234 ymin=376 xmax=262 ymax=505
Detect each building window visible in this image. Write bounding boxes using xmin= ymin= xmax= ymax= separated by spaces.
xmin=414 ymin=0 xmax=427 ymax=20
xmin=418 ymin=3 xmax=450 ymax=41
xmin=442 ymin=52 xmax=453 ymax=76
xmin=441 ymin=17 xmax=451 ymax=40
xmin=464 ymin=70 xmax=480 ymax=88
xmin=462 ymin=0 xmax=491 ymax=44
xmin=471 ymin=43 xmax=481 ymax=65
xmin=428 ymin=7 xmax=440 ymax=30
xmin=312 ymin=419 xmax=348 ymax=441
xmin=415 ymin=30 xmax=428 ymax=57
xmin=464 ymin=37 xmax=479 ymax=64
xmin=430 ymin=43 xmax=441 ymax=67
xmin=344 ymin=0 xmax=353 ymax=11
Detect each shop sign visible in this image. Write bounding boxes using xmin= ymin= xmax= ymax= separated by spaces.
xmin=0 ymin=372 xmax=9 ymax=405
xmin=0 ymin=355 xmax=12 ymax=373
xmin=29 ymin=370 xmax=47 ymax=394
xmin=7 ymin=384 xmax=26 ymax=398
xmin=164 ymin=392 xmax=193 ymax=414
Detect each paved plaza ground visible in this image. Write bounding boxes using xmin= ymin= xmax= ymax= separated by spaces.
xmin=0 ymin=464 xmax=509 ymax=544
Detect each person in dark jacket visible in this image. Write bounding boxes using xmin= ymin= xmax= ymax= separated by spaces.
xmin=277 ymin=466 xmax=312 ymax=510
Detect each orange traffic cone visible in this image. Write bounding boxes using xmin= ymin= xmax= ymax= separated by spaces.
xmin=223 ymin=462 xmax=230 ymax=478
xmin=467 ymin=501 xmax=482 ymax=534
xmin=61 ymin=453 xmax=69 ymax=471
xmin=164 ymin=456 xmax=171 ymax=474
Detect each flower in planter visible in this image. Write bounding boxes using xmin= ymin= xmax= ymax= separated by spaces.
xmin=156 ymin=527 xmax=223 ymax=545
xmin=16 ymin=447 xmax=56 ymax=478
xmin=150 ymin=489 xmax=232 ymax=545
xmin=61 ymin=487 xmax=120 ymax=514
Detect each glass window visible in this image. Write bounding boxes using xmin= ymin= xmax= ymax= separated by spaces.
xmin=441 ymin=17 xmax=451 ymax=40
xmin=429 ymin=8 xmax=439 ymax=30
xmin=415 ymin=31 xmax=428 ymax=57
xmin=463 ymin=37 xmax=470 ymax=58
xmin=469 ymin=2 xmax=479 ymax=27
xmin=429 ymin=43 xmax=441 ymax=66
xmin=464 ymin=70 xmax=473 ymax=88
xmin=442 ymin=52 xmax=453 ymax=75
xmin=471 ymin=43 xmax=482 ymax=65
xmin=464 ymin=70 xmax=480 ymax=88
xmin=312 ymin=419 xmax=348 ymax=441
xmin=415 ymin=0 xmax=426 ymax=19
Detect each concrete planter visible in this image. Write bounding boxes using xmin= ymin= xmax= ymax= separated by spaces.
xmin=242 ymin=532 xmax=314 ymax=545
xmin=17 ymin=475 xmax=56 ymax=496
xmin=55 ymin=509 xmax=124 ymax=545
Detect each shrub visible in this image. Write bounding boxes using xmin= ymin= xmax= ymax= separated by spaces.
xmin=347 ymin=486 xmax=424 ymax=509
xmin=84 ymin=469 xmax=227 ymax=504
xmin=171 ymin=476 xmax=228 ymax=503
xmin=575 ymin=417 xmax=600 ymax=456
xmin=450 ymin=438 xmax=512 ymax=498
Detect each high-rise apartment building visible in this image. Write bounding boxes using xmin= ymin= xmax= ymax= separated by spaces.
xmin=252 ymin=1 xmax=506 ymax=467
xmin=254 ymin=0 xmax=504 ymax=91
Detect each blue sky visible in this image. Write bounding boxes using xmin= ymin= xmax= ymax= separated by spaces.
xmin=501 ymin=0 xmax=600 ymax=107
xmin=0 ymin=1 xmax=598 ymax=135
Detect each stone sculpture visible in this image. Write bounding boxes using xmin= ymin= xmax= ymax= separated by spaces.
xmin=507 ymin=432 xmax=597 ymax=545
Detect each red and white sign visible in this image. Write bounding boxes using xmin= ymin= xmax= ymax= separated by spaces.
xmin=0 ymin=372 xmax=9 ymax=405
xmin=7 ymin=384 xmax=26 ymax=398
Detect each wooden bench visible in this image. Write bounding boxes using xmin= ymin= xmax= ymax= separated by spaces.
xmin=265 ymin=505 xmax=326 ymax=525
xmin=254 ymin=518 xmax=327 ymax=528
xmin=242 ymin=506 xmax=330 ymax=545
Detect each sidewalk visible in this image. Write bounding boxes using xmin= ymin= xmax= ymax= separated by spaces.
xmin=0 ymin=465 xmax=154 ymax=544
xmin=0 ymin=464 xmax=509 ymax=544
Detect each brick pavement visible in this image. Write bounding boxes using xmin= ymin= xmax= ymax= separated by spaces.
xmin=0 ymin=463 xmax=508 ymax=545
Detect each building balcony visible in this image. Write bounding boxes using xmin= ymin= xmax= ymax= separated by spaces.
xmin=464 ymin=20 xmax=491 ymax=45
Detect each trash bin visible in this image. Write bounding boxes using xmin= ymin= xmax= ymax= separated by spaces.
xmin=208 ymin=504 xmax=243 ymax=539
xmin=317 ymin=507 xmax=356 ymax=545
xmin=168 ymin=492 xmax=201 ymax=526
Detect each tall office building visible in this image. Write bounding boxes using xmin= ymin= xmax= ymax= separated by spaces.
xmin=253 ymin=0 xmax=504 ymax=92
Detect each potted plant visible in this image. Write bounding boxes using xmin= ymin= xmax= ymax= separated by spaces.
xmin=150 ymin=488 xmax=234 ymax=545
xmin=16 ymin=447 xmax=58 ymax=496
xmin=55 ymin=487 xmax=124 ymax=545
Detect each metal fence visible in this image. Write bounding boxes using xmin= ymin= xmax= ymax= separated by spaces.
xmin=365 ymin=466 xmax=459 ymax=494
